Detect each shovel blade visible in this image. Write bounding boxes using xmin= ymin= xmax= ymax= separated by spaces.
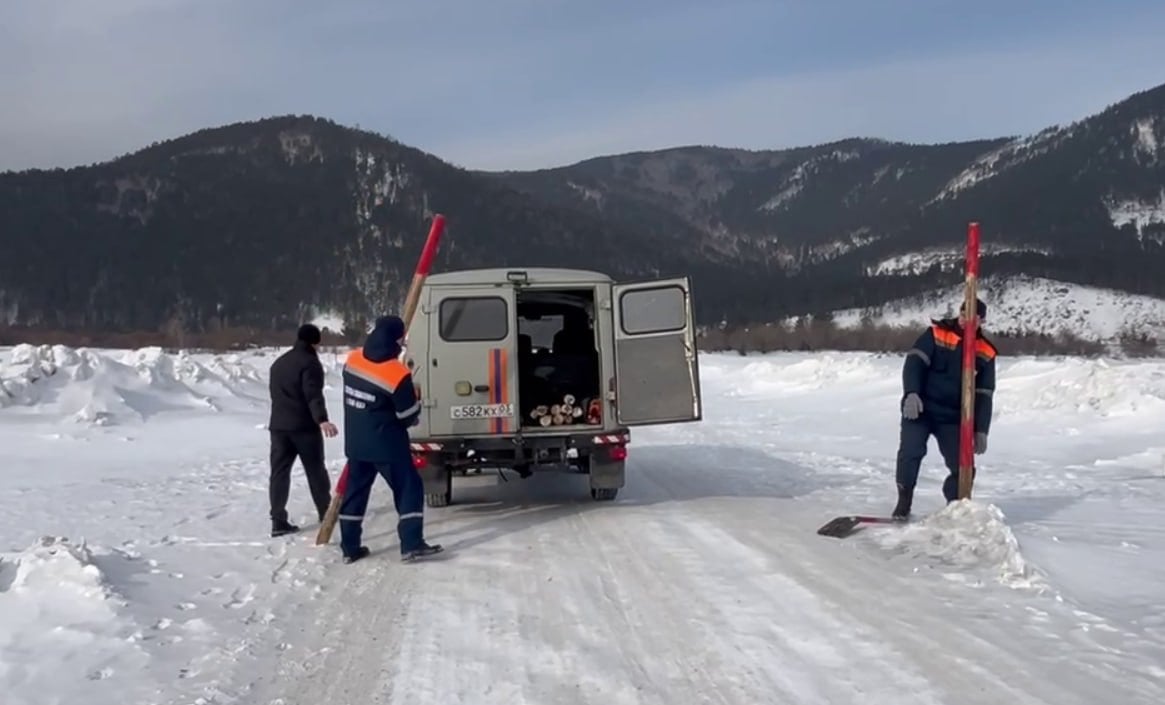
xmin=817 ymin=515 xmax=863 ymax=538
xmin=816 ymin=514 xmax=899 ymax=538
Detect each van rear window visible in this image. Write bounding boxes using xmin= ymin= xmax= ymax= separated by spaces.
xmin=439 ymin=297 xmax=509 ymax=341
xmin=619 ymin=285 xmax=686 ymax=334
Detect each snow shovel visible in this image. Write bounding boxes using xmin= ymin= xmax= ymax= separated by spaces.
xmin=816 ymin=514 xmax=900 ymax=538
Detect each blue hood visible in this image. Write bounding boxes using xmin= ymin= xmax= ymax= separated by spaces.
xmin=363 ymin=315 xmax=405 ymax=362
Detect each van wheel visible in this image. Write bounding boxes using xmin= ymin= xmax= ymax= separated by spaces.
xmin=425 ymin=470 xmax=452 ymax=508
xmin=590 ymin=487 xmax=618 ymax=501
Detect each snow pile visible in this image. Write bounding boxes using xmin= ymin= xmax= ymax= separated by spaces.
xmin=0 ymin=344 xmax=266 ymax=424
xmin=0 ymin=537 xmax=149 ymax=703
xmin=724 ymin=353 xmax=895 ymax=397
xmin=873 ymin=501 xmax=1050 ymax=592
xmin=119 ymin=346 xmax=266 ymax=398
xmin=996 ymin=357 xmax=1165 ymax=418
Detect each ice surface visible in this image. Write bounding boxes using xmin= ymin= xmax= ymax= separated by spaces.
xmin=2 ymin=344 xmax=1164 ymax=704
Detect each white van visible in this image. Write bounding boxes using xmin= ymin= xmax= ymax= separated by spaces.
xmin=402 ymin=267 xmax=703 ymax=505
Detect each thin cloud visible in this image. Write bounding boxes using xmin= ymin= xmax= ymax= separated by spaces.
xmin=437 ymin=29 xmax=1165 ymax=170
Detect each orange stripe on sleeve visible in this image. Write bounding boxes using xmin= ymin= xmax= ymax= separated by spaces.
xmin=976 ymin=339 xmax=997 ymax=360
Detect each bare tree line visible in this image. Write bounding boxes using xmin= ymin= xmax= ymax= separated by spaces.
xmin=697 ymin=318 xmax=1160 ymax=358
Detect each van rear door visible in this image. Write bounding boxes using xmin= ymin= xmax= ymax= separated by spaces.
xmin=611 ymin=276 xmax=702 ymax=426
xmin=424 ymin=284 xmax=518 ymax=438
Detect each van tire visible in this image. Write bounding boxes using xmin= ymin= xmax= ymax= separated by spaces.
xmin=424 ymin=469 xmax=452 ymax=508
xmin=590 ymin=487 xmax=618 ymax=501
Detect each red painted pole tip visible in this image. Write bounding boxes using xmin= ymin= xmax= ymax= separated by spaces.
xmin=965 ymin=221 xmax=981 ymax=276
xmin=415 ymin=214 xmax=446 ymax=276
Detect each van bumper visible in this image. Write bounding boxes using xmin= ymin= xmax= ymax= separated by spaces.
xmin=409 ymin=429 xmax=629 ymax=472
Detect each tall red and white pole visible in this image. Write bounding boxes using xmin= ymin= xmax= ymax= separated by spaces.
xmin=958 ymin=221 xmax=980 ymax=500
xmin=315 ymin=214 xmax=447 ymax=545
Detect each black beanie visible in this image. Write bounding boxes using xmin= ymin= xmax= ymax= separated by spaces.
xmin=960 ymin=298 xmax=987 ymax=319
xmin=297 ymin=323 xmax=322 ymax=345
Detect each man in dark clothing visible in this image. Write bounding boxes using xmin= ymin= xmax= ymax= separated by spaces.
xmin=267 ymin=323 xmax=338 ymax=537
xmin=338 ymin=315 xmax=442 ymax=564
xmin=892 ymin=298 xmax=997 ymax=520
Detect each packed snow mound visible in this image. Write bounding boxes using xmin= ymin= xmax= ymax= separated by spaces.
xmin=0 ymin=535 xmax=117 ymax=600
xmin=873 ymin=501 xmax=1049 ymax=592
xmin=996 ymin=357 xmax=1165 ymax=418
xmin=722 ymin=353 xmax=897 ymax=397
xmin=0 ymin=344 xmax=267 ymax=424
xmin=0 ymin=537 xmax=148 ymax=699
xmin=120 ymin=346 xmax=266 ymax=394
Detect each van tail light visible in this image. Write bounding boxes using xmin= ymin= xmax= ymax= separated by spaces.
xmin=608 ymin=445 xmax=628 ymax=461
xmin=409 ymin=443 xmax=443 ymax=469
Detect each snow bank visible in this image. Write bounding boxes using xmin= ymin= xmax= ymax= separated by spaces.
xmin=873 ymin=501 xmax=1050 ymax=592
xmin=0 ymin=537 xmax=149 ymax=703
xmin=719 ymin=352 xmax=896 ymax=397
xmin=995 ymin=357 xmax=1165 ymax=418
xmin=0 ymin=344 xmax=267 ymax=424
xmin=708 ymin=351 xmax=1165 ymax=422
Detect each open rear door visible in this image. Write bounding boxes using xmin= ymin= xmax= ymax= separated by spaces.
xmin=612 ymin=277 xmax=702 ymax=426
xmin=425 ymin=284 xmax=518 ymax=438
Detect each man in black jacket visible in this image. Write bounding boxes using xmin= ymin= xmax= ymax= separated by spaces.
xmin=267 ymin=324 xmax=338 ymax=537
xmin=892 ymin=298 xmax=997 ymax=520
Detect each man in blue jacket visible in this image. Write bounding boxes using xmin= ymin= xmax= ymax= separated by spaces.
xmin=893 ymin=298 xmax=997 ymax=520
xmin=337 ymin=315 xmax=442 ymax=563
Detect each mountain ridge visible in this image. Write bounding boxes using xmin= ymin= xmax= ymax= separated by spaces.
xmin=1 ymin=82 xmax=1163 ymax=338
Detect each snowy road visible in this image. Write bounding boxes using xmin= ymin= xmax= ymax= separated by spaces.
xmin=249 ymin=458 xmax=1161 ymax=705
xmin=2 ymin=345 xmax=1165 ymax=704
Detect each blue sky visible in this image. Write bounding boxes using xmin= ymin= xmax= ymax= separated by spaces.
xmin=2 ymin=0 xmax=1164 ymax=172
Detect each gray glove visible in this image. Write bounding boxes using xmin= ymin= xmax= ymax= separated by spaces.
xmin=902 ymin=393 xmax=923 ymax=420
xmin=975 ymin=432 xmax=987 ymax=454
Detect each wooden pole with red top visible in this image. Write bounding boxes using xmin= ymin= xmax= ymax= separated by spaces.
xmin=957 ymin=221 xmax=981 ymax=501
xmin=314 ymin=214 xmax=448 ymax=545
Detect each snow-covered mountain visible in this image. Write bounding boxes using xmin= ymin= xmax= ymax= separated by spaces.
xmin=1 ymin=82 xmax=1164 ymax=339
xmin=832 ymin=276 xmax=1165 ymax=342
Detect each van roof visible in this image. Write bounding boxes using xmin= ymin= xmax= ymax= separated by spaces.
xmin=425 ymin=267 xmax=614 ymax=286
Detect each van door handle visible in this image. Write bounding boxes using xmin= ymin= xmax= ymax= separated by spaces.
xmin=474 ymin=384 xmax=490 ymax=392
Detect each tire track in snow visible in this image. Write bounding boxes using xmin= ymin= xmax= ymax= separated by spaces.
xmin=703 ymin=497 xmax=1165 ymax=705
xmin=241 ymin=449 xmax=1165 ymax=705
xmin=572 ymin=505 xmax=944 ymax=704
xmin=252 ymin=484 xmax=945 ymax=704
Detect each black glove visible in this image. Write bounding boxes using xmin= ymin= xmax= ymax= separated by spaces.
xmin=974 ymin=432 xmax=987 ymax=454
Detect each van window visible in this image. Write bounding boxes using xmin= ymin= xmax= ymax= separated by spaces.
xmin=619 ymin=286 xmax=686 ymax=335
xmin=439 ymin=296 xmax=509 ymax=341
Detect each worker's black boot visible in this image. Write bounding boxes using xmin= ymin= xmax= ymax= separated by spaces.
xmin=892 ymin=484 xmax=913 ymax=521
xmin=271 ymin=519 xmax=300 ymax=537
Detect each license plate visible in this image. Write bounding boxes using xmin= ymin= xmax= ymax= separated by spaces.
xmin=450 ymin=403 xmax=514 ymax=419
